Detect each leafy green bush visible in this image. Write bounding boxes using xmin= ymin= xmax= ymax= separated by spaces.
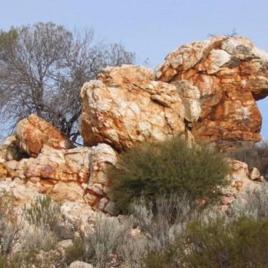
xmin=108 ymin=137 xmax=229 ymax=212
xmin=145 ymin=217 xmax=268 ymax=268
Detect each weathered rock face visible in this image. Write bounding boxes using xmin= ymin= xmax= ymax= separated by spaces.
xmin=16 ymin=114 xmax=72 ymax=157
xmin=1 ymin=146 xmax=91 ymax=203
xmin=155 ymin=36 xmax=268 ymax=149
xmin=80 ymin=65 xmax=191 ymax=151
xmin=0 ymin=138 xmax=117 ymax=212
xmin=220 ymin=159 xmax=266 ymax=210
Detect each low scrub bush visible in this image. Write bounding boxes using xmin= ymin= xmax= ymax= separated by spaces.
xmin=228 ymin=182 xmax=268 ymax=218
xmin=65 ymin=236 xmax=85 ymax=265
xmin=108 ymin=137 xmax=229 ymax=212
xmin=130 ymin=195 xmax=195 ymax=251
xmin=144 ymin=216 xmax=268 ymax=268
xmin=0 ymin=192 xmax=21 ymax=255
xmin=84 ymin=215 xmax=130 ymax=268
xmin=24 ymin=195 xmax=62 ymax=231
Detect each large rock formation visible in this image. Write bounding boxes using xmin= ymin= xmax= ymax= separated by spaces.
xmin=80 ymin=65 xmax=196 ymax=151
xmin=1 ymin=35 xmax=268 ymax=215
xmin=80 ymin=36 xmax=268 ymax=151
xmin=155 ymin=36 xmax=268 ymax=149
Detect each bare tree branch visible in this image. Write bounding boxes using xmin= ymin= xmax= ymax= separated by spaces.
xmin=0 ymin=23 xmax=135 ymax=142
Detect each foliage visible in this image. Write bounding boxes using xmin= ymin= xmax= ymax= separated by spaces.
xmin=65 ymin=236 xmax=85 ymax=265
xmin=0 ymin=22 xmax=135 ymax=142
xmin=20 ymin=225 xmax=58 ymax=252
xmin=0 ymin=192 xmax=21 ymax=255
xmin=84 ymin=214 xmax=130 ymax=268
xmin=24 ymin=195 xmax=62 ymax=232
xmin=144 ymin=247 xmax=177 ymax=268
xmin=144 ymin=216 xmax=268 ymax=268
xmin=108 ymin=137 xmax=229 ymax=212
xmin=228 ymin=182 xmax=268 ymax=218
xmin=130 ymin=196 xmax=195 ymax=251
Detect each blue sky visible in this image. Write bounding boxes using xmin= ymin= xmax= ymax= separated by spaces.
xmin=1 ymin=0 xmax=268 ymax=138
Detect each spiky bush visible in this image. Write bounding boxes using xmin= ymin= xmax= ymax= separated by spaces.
xmin=108 ymin=137 xmax=229 ymax=212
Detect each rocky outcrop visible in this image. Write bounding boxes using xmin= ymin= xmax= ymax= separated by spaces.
xmin=80 ymin=36 xmax=268 ymax=151
xmin=1 ymin=157 xmax=266 ymax=216
xmin=2 ymin=35 xmax=268 ymax=215
xmin=221 ymin=159 xmax=266 ymax=210
xmin=1 ymin=127 xmax=117 ymax=212
xmin=155 ymin=36 xmax=268 ymax=149
xmin=16 ymin=114 xmax=72 ymax=157
xmin=80 ymin=65 xmax=194 ymax=151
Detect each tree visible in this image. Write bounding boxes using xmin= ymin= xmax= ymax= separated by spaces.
xmin=0 ymin=22 xmax=135 ymax=143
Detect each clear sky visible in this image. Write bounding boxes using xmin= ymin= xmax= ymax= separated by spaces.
xmin=1 ymin=0 xmax=268 ymax=138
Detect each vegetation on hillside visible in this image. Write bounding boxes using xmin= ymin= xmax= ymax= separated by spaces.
xmin=108 ymin=137 xmax=229 ymax=213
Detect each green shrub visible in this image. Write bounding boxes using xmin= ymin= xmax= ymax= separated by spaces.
xmin=108 ymin=137 xmax=229 ymax=212
xmin=0 ymin=254 xmax=8 ymax=268
xmin=65 ymin=237 xmax=85 ymax=265
xmin=145 ymin=217 xmax=268 ymax=268
xmin=182 ymin=217 xmax=268 ymax=267
xmin=143 ymin=248 xmax=177 ymax=268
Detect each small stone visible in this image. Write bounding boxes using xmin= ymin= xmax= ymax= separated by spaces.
xmin=69 ymin=261 xmax=93 ymax=268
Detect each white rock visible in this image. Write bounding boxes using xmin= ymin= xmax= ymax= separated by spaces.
xmin=69 ymin=261 xmax=93 ymax=268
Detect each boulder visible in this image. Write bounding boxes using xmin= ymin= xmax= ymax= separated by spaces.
xmin=84 ymin=143 xmax=117 ymax=213
xmin=16 ymin=114 xmax=72 ymax=157
xmin=156 ymin=36 xmax=268 ymax=149
xmin=80 ymin=65 xmax=189 ymax=151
